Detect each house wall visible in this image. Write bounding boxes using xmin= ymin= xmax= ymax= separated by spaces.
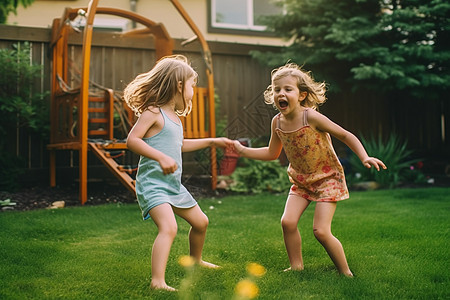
xmin=7 ymin=0 xmax=286 ymax=46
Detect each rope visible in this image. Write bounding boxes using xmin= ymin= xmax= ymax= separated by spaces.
xmin=106 ymin=151 xmax=125 ymax=159
xmin=66 ymin=59 xmax=134 ymax=136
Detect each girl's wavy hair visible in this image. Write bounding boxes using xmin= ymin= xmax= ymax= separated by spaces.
xmin=123 ymin=55 xmax=197 ymax=117
xmin=264 ymin=63 xmax=327 ymax=110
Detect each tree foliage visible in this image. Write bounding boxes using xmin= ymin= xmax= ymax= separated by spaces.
xmin=0 ymin=42 xmax=49 ymax=191
xmin=252 ymin=0 xmax=450 ymax=99
xmin=0 ymin=0 xmax=35 ymax=24
xmin=0 ymin=42 xmax=49 ymax=145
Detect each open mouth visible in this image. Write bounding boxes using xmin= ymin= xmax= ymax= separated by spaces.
xmin=278 ymin=100 xmax=288 ymax=108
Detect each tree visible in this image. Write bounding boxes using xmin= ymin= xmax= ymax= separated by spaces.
xmin=352 ymin=0 xmax=450 ymax=99
xmin=0 ymin=42 xmax=49 ymax=141
xmin=252 ymin=0 xmax=450 ymax=99
xmin=0 ymin=42 xmax=49 ymax=191
xmin=0 ymin=0 xmax=35 ymax=24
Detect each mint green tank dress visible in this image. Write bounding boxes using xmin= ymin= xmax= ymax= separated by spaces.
xmin=135 ymin=109 xmax=197 ymax=220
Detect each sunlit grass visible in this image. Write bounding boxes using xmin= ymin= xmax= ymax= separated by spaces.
xmin=0 ymin=188 xmax=449 ymax=299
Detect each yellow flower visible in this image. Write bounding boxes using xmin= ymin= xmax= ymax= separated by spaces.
xmin=246 ymin=263 xmax=266 ymax=277
xmin=178 ymin=255 xmax=195 ymax=268
xmin=235 ymin=279 xmax=259 ymax=299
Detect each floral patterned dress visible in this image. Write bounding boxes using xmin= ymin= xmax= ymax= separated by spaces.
xmin=275 ymin=109 xmax=349 ymax=202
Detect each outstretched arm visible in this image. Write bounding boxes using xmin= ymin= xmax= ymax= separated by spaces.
xmin=233 ymin=116 xmax=283 ymax=161
xmin=309 ymin=110 xmax=387 ymax=171
xmin=182 ymin=137 xmax=234 ymax=152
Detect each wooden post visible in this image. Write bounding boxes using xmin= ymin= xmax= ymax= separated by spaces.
xmin=169 ymin=0 xmax=217 ymax=189
xmin=79 ymin=0 xmax=99 ymax=204
xmin=49 ymin=150 xmax=56 ymax=187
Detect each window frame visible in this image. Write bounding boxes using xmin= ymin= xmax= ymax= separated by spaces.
xmin=207 ymin=0 xmax=279 ymax=36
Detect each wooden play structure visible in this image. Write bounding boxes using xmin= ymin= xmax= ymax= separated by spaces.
xmin=47 ymin=0 xmax=217 ymax=204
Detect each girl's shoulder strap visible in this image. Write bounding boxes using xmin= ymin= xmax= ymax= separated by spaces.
xmin=303 ymin=109 xmax=309 ymax=126
xmin=159 ymin=107 xmax=171 ymax=124
xmin=145 ymin=106 xmax=161 ymax=114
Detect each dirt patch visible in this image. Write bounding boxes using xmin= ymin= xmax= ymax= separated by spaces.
xmin=1 ymin=174 xmax=447 ymax=212
xmin=0 ymin=177 xmax=227 ymax=212
xmin=0 ymin=182 xmax=132 ymax=211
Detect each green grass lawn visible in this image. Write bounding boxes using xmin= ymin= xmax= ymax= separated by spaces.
xmin=1 ymin=187 xmax=449 ymax=299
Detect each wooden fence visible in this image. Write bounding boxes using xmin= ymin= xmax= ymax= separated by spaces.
xmin=1 ymin=24 xmax=449 ymax=186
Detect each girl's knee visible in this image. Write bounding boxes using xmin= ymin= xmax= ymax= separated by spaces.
xmin=313 ymin=227 xmax=331 ymax=241
xmin=160 ymin=223 xmax=178 ymax=238
xmin=193 ymin=215 xmax=209 ymax=232
xmin=281 ymin=217 xmax=298 ymax=232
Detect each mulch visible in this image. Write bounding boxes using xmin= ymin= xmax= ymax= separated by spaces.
xmin=0 ymin=182 xmax=133 ymax=212
xmin=1 ymin=175 xmax=448 ymax=212
xmin=0 ymin=178 xmax=226 ymax=212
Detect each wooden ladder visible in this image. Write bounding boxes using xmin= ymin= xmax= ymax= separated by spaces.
xmin=88 ymin=89 xmax=114 ymax=140
xmin=88 ymin=141 xmax=136 ymax=193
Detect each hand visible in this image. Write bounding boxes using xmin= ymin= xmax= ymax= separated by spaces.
xmin=214 ymin=137 xmax=234 ymax=148
xmin=233 ymin=140 xmax=246 ymax=156
xmin=363 ymin=157 xmax=387 ymax=171
xmin=158 ymin=155 xmax=178 ymax=175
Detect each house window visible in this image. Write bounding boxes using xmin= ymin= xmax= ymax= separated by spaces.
xmin=210 ymin=0 xmax=282 ymax=33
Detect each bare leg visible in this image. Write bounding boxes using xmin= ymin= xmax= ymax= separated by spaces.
xmin=148 ymin=204 xmax=178 ymax=291
xmin=174 ymin=205 xmax=219 ymax=268
xmin=313 ymin=202 xmax=353 ymax=277
xmin=280 ymin=195 xmax=310 ymax=271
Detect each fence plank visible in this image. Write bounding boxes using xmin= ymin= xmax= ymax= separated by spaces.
xmin=1 ymin=24 xmax=448 ymax=181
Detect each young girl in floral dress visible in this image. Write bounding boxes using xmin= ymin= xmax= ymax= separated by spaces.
xmin=234 ymin=63 xmax=386 ymax=277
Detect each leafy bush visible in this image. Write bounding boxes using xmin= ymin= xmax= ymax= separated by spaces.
xmin=0 ymin=42 xmax=49 ymax=142
xmin=230 ymin=158 xmax=291 ymax=193
xmin=348 ymin=134 xmax=420 ymax=188
xmin=0 ymin=42 xmax=49 ymax=191
xmin=0 ymin=153 xmax=25 ymax=191
xmin=399 ymin=162 xmax=428 ymax=185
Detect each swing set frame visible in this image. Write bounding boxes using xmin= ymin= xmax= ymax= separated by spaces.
xmin=47 ymin=0 xmax=217 ymax=204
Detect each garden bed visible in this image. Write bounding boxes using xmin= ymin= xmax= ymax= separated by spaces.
xmin=0 ymin=176 xmax=231 ymax=212
xmin=1 ymin=172 xmax=448 ymax=212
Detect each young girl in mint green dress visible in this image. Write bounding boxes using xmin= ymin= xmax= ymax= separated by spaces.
xmin=234 ymin=63 xmax=386 ymax=277
xmin=124 ymin=55 xmax=233 ymax=291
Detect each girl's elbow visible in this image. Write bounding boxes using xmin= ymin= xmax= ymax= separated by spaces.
xmin=339 ymin=132 xmax=356 ymax=145
xmin=268 ymin=149 xmax=282 ymax=160
xmin=264 ymin=155 xmax=276 ymax=161
xmin=264 ymin=153 xmax=280 ymax=161
xmin=126 ymin=138 xmax=138 ymax=151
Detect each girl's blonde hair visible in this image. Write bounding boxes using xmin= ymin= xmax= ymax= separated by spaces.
xmin=264 ymin=63 xmax=327 ymax=110
xmin=123 ymin=55 xmax=197 ymax=116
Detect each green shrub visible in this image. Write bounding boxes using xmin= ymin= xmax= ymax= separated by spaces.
xmin=0 ymin=42 xmax=49 ymax=141
xmin=399 ymin=163 xmax=428 ymax=185
xmin=0 ymin=153 xmax=25 ymax=191
xmin=348 ymin=134 xmax=420 ymax=188
xmin=0 ymin=42 xmax=49 ymax=191
xmin=230 ymin=158 xmax=291 ymax=193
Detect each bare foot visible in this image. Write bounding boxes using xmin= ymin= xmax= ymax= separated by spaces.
xmin=150 ymin=283 xmax=177 ymax=292
xmin=283 ymin=266 xmax=304 ymax=272
xmin=340 ymin=271 xmax=354 ymax=278
xmin=198 ymin=260 xmax=221 ymax=269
